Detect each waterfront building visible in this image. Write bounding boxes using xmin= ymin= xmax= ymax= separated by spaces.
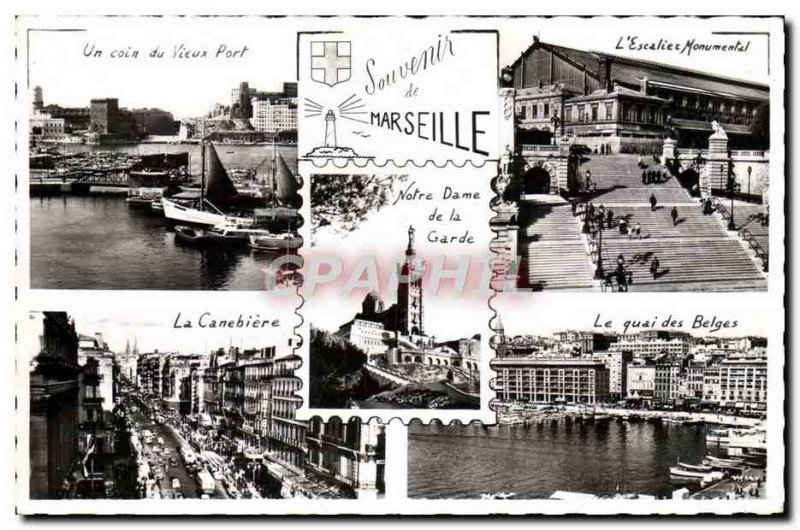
xmin=491 ymin=356 xmax=610 ymax=404
xmin=130 ymin=108 xmax=179 ymax=136
xmin=718 ymin=353 xmax=767 ymax=411
xmin=683 ymin=358 xmax=707 ymax=400
xmin=654 ymin=354 xmax=684 ymax=404
xmin=610 ymin=330 xmax=690 ymax=360
xmin=701 ymin=360 xmax=723 ymax=404
xmin=592 ymin=350 xmax=633 ymax=399
xmin=88 ymin=98 xmax=139 ymax=143
xmin=26 ymin=312 xmax=81 ymax=499
xmin=29 ymin=111 xmax=66 ymax=142
xmin=508 ymin=37 xmax=769 ymax=151
xmin=251 ymin=99 xmax=298 ymax=134
xmin=42 ymin=105 xmax=91 ymax=132
xmin=626 ymin=360 xmax=656 ymax=402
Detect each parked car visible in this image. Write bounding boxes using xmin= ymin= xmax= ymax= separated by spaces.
xmin=171 ymin=478 xmax=181 ymax=490
xmin=169 ymin=457 xmax=179 ymax=467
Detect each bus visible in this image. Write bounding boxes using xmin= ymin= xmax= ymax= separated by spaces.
xmin=142 ymin=429 xmax=154 ymax=444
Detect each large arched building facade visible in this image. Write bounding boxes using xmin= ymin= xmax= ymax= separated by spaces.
xmin=509 ymin=37 xmax=769 ymax=153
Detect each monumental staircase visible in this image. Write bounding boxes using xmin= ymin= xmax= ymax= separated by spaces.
xmin=581 ymin=154 xmax=766 ymax=291
xmin=520 ymin=200 xmax=595 ymax=290
xmin=520 ymin=154 xmax=767 ymax=291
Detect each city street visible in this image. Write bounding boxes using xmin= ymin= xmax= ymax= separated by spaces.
xmin=127 ymin=400 xmax=228 ymax=499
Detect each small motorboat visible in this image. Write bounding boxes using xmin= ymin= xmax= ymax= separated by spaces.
xmin=678 ymin=462 xmax=714 ymax=473
xmin=206 ymin=225 xmax=273 ymax=245
xmin=248 ymin=233 xmax=303 ymax=251
xmin=669 ymin=467 xmax=707 ymax=480
xmin=173 ymin=225 xmax=214 ymax=246
xmin=150 ymin=198 xmax=164 ymax=212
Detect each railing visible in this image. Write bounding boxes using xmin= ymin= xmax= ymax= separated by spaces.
xmin=740 ymin=229 xmax=769 ymax=272
xmin=730 ymin=150 xmax=767 ymax=158
xmin=711 ymin=197 xmax=731 ymax=220
xmin=305 ymin=462 xmax=358 ymax=488
xmin=520 ymin=144 xmax=559 ymax=153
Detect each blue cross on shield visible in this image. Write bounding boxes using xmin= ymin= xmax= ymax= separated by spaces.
xmin=310 ymin=41 xmax=352 ymax=87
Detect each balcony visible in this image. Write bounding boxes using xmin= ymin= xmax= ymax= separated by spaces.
xmin=305 ymin=461 xmax=357 ymax=488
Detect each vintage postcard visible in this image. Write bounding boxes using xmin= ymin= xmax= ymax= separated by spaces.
xmin=12 ymin=14 xmax=785 ymax=516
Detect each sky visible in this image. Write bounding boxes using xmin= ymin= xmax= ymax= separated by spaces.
xmin=26 ymin=18 xmax=298 ymax=119
xmin=25 ymin=17 xmax=771 ymax=119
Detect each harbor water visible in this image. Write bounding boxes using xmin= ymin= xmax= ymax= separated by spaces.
xmin=408 ymin=420 xmax=722 ymax=499
xmin=29 ymin=143 xmax=298 ymax=290
xmin=30 ymin=195 xmax=289 ymax=290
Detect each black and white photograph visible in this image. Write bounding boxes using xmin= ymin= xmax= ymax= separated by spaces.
xmin=491 ymin=30 xmax=772 ymax=292
xmin=22 ymin=308 xmax=386 ymax=500
xmin=409 ymin=300 xmax=773 ymax=501
xmin=24 ymin=19 xmax=302 ymax=291
xmin=305 ymin=172 xmax=491 ymax=412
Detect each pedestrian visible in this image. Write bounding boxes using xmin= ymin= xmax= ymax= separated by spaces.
xmin=598 ymin=204 xmax=605 ymax=219
xmin=642 ymin=169 xmax=647 ymax=185
xmin=587 ymin=202 xmax=595 ymax=220
xmin=634 ymin=222 xmax=642 ymax=239
xmin=606 ymin=209 xmax=614 ymax=229
xmin=619 ymin=217 xmax=628 ymax=235
xmin=637 ymin=155 xmax=644 ymax=168
xmin=650 ymin=255 xmax=660 ymax=280
xmin=671 ymin=206 xmax=679 ymax=226
xmin=650 ymin=193 xmax=658 ymax=211
xmin=617 ymin=253 xmax=625 ymax=269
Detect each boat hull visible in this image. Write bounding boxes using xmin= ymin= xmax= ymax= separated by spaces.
xmin=249 ymin=235 xmax=303 ymax=251
xmin=163 ymin=198 xmax=251 ymax=228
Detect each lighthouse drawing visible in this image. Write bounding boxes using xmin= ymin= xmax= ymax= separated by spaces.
xmin=304 ymin=108 xmax=369 ymax=160
xmin=324 ymin=110 xmax=337 ymax=148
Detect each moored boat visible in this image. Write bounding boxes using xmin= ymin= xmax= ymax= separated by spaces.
xmin=205 ymin=225 xmax=273 ymax=245
xmin=248 ymin=233 xmax=303 ymax=251
xmin=678 ymin=462 xmax=714 ymax=473
xmin=173 ymin=225 xmax=214 ymax=246
xmin=669 ymin=467 xmax=706 ymax=481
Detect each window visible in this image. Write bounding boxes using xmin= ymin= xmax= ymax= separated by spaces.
xmin=531 ymin=104 xmax=538 ymax=119
xmin=543 ymin=103 xmax=550 ymax=117
xmin=591 ymin=104 xmax=599 ymax=121
xmin=577 ymin=105 xmax=585 ymax=122
xmin=605 ymin=102 xmax=613 ymax=120
xmin=517 ymin=105 xmax=527 ymax=119
xmin=567 ymin=105 xmax=574 ymax=122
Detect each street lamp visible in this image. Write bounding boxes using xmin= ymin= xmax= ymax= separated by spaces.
xmin=582 ymin=170 xmax=592 ymax=234
xmin=724 ymin=164 xmax=739 ymax=231
xmin=747 ymin=166 xmax=752 ymax=197
xmin=593 ymin=223 xmax=605 ymax=280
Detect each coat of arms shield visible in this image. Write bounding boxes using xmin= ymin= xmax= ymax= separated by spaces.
xmin=310 ymin=41 xmax=352 ymax=87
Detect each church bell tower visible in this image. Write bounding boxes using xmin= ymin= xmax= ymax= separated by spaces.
xmin=396 ymin=225 xmax=424 ymax=337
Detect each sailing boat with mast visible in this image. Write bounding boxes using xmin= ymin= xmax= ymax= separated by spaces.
xmin=248 ymin=141 xmax=302 ymax=251
xmin=162 ymin=140 xmax=254 ymax=228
